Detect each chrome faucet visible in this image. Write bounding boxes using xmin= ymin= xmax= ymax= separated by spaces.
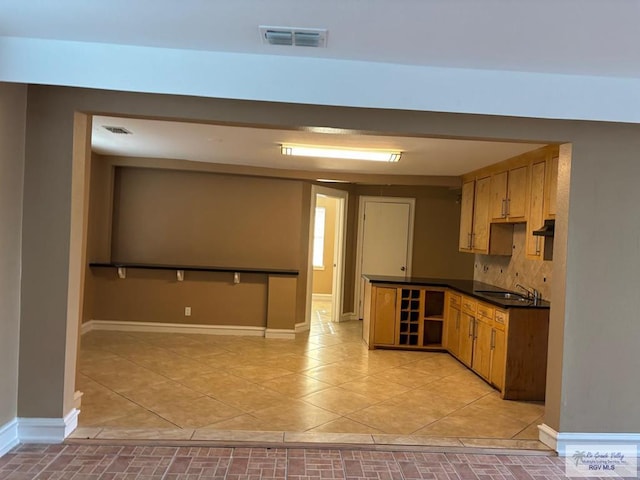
xmin=515 ymin=283 xmax=540 ymax=303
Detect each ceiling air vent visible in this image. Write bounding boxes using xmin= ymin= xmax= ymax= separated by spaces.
xmin=103 ymin=126 xmax=132 ymax=135
xmin=259 ymin=26 xmax=327 ymax=48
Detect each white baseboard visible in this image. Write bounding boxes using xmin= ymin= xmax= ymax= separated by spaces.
xmin=83 ymin=320 xmax=265 ymax=337
xmin=295 ymin=322 xmax=310 ymax=333
xmin=312 ymin=293 xmax=332 ymax=301
xmin=539 ymin=423 xmax=640 ymax=456
xmin=0 ymin=418 xmax=18 ymax=457
xmin=18 ymin=409 xmax=79 ymax=444
xmin=341 ymin=312 xmax=358 ymax=322
xmin=264 ymin=328 xmax=296 ymax=339
xmin=80 ymin=320 xmax=93 ymax=335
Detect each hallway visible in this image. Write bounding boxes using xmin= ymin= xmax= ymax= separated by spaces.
xmin=74 ymin=301 xmax=545 ymax=449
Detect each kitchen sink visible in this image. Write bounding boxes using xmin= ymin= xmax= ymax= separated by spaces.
xmin=476 ymin=290 xmax=530 ymax=301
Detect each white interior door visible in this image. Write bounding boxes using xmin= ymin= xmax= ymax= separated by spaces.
xmin=357 ymin=197 xmax=414 ymax=318
xmin=361 ymin=201 xmax=411 ymax=276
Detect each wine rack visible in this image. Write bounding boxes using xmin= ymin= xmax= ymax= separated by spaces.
xmin=398 ymin=288 xmax=422 ymax=346
xmin=396 ymin=287 xmax=445 ymax=349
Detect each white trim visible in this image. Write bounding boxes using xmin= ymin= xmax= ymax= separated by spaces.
xmin=538 ymin=423 xmax=640 ymax=456
xmin=80 ymin=320 xmax=93 ymax=335
xmin=538 ymin=423 xmax=558 ymax=451
xmin=0 ymin=418 xmax=19 ymax=457
xmin=18 ymin=409 xmax=79 ymax=444
xmin=312 ymin=293 xmax=332 ymax=301
xmin=306 ymin=186 xmax=349 ymax=328
xmin=82 ymin=320 xmax=265 ymax=337
xmin=355 ymin=196 xmax=415 ymax=319
xmin=264 ymin=328 xmax=296 ymax=339
xmin=341 ymin=312 xmax=358 ymax=322
xmin=295 ymin=322 xmax=310 ymax=333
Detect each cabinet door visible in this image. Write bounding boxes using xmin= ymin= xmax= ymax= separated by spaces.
xmin=446 ymin=304 xmax=460 ymax=357
xmin=458 ymin=312 xmax=475 ymax=367
xmin=490 ymin=328 xmax=507 ymax=391
xmin=490 ymin=171 xmax=508 ymax=221
xmin=472 ymin=176 xmax=491 ymax=252
xmin=471 ymin=318 xmax=492 ymax=380
xmin=507 ymin=166 xmax=528 ymax=220
xmin=458 ymin=181 xmax=475 ymax=251
xmin=545 ymin=155 xmax=559 ymax=219
xmin=372 ymin=287 xmax=397 ymax=345
xmin=526 ymin=160 xmax=546 ymax=258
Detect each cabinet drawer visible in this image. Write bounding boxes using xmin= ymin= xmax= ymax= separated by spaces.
xmin=461 ymin=296 xmax=477 ymax=315
xmin=494 ymin=309 xmax=508 ymax=330
xmin=449 ymin=293 xmax=461 ymax=308
xmin=476 ymin=303 xmax=495 ymax=321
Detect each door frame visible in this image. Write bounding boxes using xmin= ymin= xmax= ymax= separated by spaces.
xmin=303 ymin=185 xmax=349 ymax=329
xmin=355 ymin=196 xmax=415 ymax=319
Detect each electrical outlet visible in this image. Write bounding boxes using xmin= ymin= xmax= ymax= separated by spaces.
xmin=184 ymin=307 xmax=191 ymax=316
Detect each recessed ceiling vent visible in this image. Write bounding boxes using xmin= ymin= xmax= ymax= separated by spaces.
xmin=102 ymin=126 xmax=132 ymax=135
xmin=259 ymin=26 xmax=327 ymax=48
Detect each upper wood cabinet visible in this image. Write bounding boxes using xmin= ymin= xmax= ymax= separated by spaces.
xmin=526 ymin=160 xmax=546 ymax=259
xmin=472 ymin=176 xmax=491 ymax=251
xmin=545 ymin=155 xmax=559 ymax=219
xmin=458 ymin=180 xmax=475 ymax=252
xmin=460 ymin=145 xmax=559 ymax=259
xmin=490 ymin=165 xmax=528 ymax=222
xmin=458 ymin=176 xmax=512 ymax=255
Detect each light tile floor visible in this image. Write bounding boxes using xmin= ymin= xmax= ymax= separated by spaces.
xmin=76 ymin=300 xmax=546 ymax=448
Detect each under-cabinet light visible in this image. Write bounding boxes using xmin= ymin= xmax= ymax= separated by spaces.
xmin=281 ymin=144 xmax=401 ymax=162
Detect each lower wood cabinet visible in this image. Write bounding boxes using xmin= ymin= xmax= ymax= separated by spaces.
xmin=472 ymin=316 xmax=492 ymax=380
xmin=444 ymin=292 xmax=461 ymax=357
xmin=490 ymin=322 xmax=506 ymax=390
xmin=371 ymin=287 xmax=396 ymax=346
xmin=363 ymin=282 xmax=446 ymax=350
xmin=363 ymin=281 xmax=549 ymax=401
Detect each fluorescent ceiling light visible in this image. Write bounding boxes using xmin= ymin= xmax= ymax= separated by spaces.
xmin=281 ymin=144 xmax=401 ymax=162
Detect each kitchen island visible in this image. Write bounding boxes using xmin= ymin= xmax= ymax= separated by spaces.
xmin=362 ymin=275 xmax=550 ymax=401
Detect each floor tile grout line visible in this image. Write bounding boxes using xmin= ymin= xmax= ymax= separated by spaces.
xmin=79 ymin=371 xmax=185 ymax=429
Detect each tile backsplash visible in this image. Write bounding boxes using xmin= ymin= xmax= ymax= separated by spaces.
xmin=474 ymin=224 xmax=553 ymax=301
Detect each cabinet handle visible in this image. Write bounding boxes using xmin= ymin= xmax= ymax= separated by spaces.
xmin=490 ymin=329 xmax=495 ymax=350
xmin=535 ymin=236 xmax=541 ymax=255
xmin=506 ymin=198 xmax=511 ymax=217
xmin=468 ymin=232 xmax=473 ymax=249
xmin=473 ymin=319 xmax=478 ymax=339
xmin=468 ymin=317 xmax=474 ymax=337
xmin=501 ymin=199 xmax=506 ymax=217
xmin=470 ymin=233 xmax=475 ymax=249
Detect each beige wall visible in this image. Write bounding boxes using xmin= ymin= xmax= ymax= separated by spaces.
xmin=0 ymin=83 xmax=26 ymax=426
xmin=15 ymin=84 xmax=640 ymax=437
xmin=112 ymin=167 xmax=304 ymax=268
xmin=84 ymin=161 xmax=305 ymax=329
xmin=92 ymin=268 xmax=267 ymax=327
xmin=474 ymin=224 xmax=553 ymax=300
xmin=353 ymin=185 xmax=474 ymax=280
xmin=312 ymin=196 xmax=337 ymax=295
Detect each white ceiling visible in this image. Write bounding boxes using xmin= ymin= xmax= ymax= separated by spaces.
xmin=2 ymin=0 xmax=639 ymax=78
xmin=2 ymin=1 xmax=640 ymax=125
xmin=92 ymin=116 xmax=545 ymax=176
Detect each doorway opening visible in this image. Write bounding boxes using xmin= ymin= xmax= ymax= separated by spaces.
xmin=306 ymin=186 xmax=348 ymax=329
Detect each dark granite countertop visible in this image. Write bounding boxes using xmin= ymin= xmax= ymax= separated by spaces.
xmin=363 ymin=275 xmax=550 ymax=309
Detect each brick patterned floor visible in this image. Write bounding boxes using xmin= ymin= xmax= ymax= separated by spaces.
xmin=0 ymin=444 xmax=604 ymax=480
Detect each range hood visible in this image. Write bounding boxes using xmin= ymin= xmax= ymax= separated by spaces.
xmin=532 ymin=219 xmax=555 ymax=237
